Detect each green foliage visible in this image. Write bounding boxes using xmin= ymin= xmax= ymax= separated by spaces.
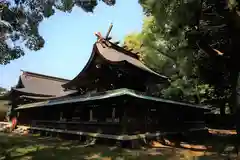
xmin=123 ymin=0 xmax=239 ymax=109
xmin=123 ymin=15 xmax=214 ymax=104
xmin=136 ymin=0 xmax=240 ymax=114
xmin=0 ymin=0 xmax=116 ymax=65
xmin=123 ymin=33 xmax=142 ymax=53
xmin=123 ymin=32 xmax=144 ymax=60
xmin=0 ymin=87 xmax=7 ymax=95
xmin=162 ymin=76 xmax=214 ymax=104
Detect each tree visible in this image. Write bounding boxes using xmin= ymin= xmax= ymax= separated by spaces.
xmin=0 ymin=0 xmax=116 ymax=64
xmin=123 ymin=16 xmax=215 ymax=105
xmin=0 ymin=87 xmax=7 ymax=95
xmin=123 ymin=32 xmax=143 ymax=60
xmin=139 ymin=0 xmax=240 ymax=114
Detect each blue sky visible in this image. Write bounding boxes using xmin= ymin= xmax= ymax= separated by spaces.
xmin=0 ymin=0 xmax=144 ymax=89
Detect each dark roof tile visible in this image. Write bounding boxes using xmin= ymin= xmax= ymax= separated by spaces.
xmin=96 ymin=42 xmax=168 ymax=79
xmin=13 ymin=71 xmax=70 ymax=97
xmin=63 ymin=40 xmax=169 ymax=89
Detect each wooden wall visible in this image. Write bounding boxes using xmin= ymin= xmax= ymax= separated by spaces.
xmin=17 ymin=96 xmax=207 ymax=135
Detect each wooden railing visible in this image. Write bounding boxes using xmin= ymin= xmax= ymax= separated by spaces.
xmin=31 ymin=120 xmax=122 ymax=135
xmin=30 ymin=119 xmax=206 ymax=136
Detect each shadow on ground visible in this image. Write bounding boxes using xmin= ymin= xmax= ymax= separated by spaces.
xmin=0 ymin=133 xmax=238 ymax=160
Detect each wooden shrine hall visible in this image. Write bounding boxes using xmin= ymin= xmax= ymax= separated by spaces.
xmin=7 ymin=71 xmax=75 ymax=118
xmin=12 ymin=32 xmax=212 ymax=141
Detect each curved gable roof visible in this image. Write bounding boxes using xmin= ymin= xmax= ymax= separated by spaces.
xmin=62 ymin=40 xmax=168 ymax=90
xmin=12 ymin=71 xmax=70 ymax=97
xmin=95 ymin=42 xmax=168 ymax=79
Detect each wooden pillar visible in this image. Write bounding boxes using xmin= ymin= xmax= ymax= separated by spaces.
xmin=121 ymin=110 xmax=128 ymax=134
xmin=121 ymin=100 xmax=130 ymax=134
xmin=144 ymin=108 xmax=149 ymax=132
xmin=60 ymin=112 xmax=63 ymax=121
xmin=90 ymin=109 xmax=93 ymax=121
xmin=112 ymin=108 xmax=115 ymax=120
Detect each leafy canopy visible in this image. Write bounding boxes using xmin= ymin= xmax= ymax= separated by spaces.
xmin=0 ymin=0 xmax=116 ymax=64
xmin=137 ymin=0 xmax=240 ymax=113
xmin=123 ymin=15 xmax=215 ymax=104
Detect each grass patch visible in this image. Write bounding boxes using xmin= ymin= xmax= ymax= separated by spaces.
xmin=0 ymin=133 xmax=237 ymax=160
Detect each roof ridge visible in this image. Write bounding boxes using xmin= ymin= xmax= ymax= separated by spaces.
xmin=21 ymin=70 xmax=70 ymax=82
xmin=102 ymin=40 xmax=140 ymax=60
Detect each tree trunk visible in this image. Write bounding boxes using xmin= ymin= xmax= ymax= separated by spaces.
xmin=235 ymin=72 xmax=240 ymax=130
xmin=227 ymin=9 xmax=240 ymax=114
xmin=234 ymin=72 xmax=240 ymax=154
xmin=236 ymin=72 xmax=240 ymax=111
xmin=229 ymin=71 xmax=239 ymax=114
xmin=220 ymin=104 xmax=226 ymax=115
